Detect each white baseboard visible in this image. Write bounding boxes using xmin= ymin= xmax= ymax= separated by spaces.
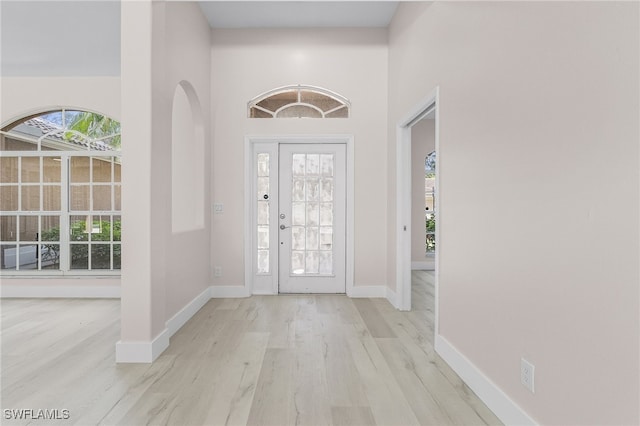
xmin=435 ymin=334 xmax=537 ymax=426
xmin=386 ymin=286 xmax=400 ymax=308
xmin=411 ymin=260 xmax=435 ymax=270
xmin=0 ymin=285 xmax=120 ymax=298
xmin=210 ymin=285 xmax=251 ymax=298
xmin=116 ymin=286 xmax=214 ymax=363
xmin=166 ymin=287 xmax=212 ymax=337
xmin=348 ymin=285 xmax=387 ymax=298
xmin=116 ymin=328 xmax=170 ymax=363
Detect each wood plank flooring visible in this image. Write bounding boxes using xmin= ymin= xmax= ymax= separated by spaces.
xmin=1 ymin=272 xmax=501 ymax=425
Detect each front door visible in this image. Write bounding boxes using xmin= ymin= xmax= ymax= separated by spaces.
xmin=278 ymin=144 xmax=346 ymax=293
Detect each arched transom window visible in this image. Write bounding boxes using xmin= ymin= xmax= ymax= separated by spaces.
xmin=248 ymin=85 xmax=350 ymax=118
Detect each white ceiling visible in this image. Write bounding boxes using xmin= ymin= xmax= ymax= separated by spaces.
xmin=0 ymin=1 xmax=398 ymax=77
xmin=198 ymin=1 xmax=399 ymax=28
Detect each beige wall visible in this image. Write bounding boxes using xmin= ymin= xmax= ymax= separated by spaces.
xmin=120 ymin=1 xmax=211 ymax=343
xmin=0 ymin=77 xmax=120 ymax=125
xmin=163 ymin=2 xmax=211 ymax=320
xmin=411 ymin=118 xmax=435 ymax=263
xmin=388 ymin=2 xmax=639 ymax=424
xmin=210 ymin=28 xmax=389 ymax=288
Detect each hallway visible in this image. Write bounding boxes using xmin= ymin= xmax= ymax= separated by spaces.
xmin=2 ymin=274 xmax=500 ymax=425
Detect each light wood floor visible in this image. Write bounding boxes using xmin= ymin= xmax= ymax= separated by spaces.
xmin=1 ymin=272 xmax=501 ymax=426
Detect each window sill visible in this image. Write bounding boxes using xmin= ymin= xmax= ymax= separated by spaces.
xmin=0 ymin=272 xmax=121 ymax=279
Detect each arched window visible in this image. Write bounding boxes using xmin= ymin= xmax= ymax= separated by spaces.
xmin=2 ymin=109 xmax=120 ymax=151
xmin=0 ymin=109 xmax=121 ymax=274
xmin=248 ymin=85 xmax=350 ymax=118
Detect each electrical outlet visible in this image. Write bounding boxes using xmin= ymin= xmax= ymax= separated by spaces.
xmin=214 ymin=266 xmax=222 ymax=277
xmin=521 ymin=358 xmax=535 ymax=393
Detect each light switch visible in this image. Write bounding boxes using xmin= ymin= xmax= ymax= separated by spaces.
xmin=213 ymin=203 xmax=224 ymax=214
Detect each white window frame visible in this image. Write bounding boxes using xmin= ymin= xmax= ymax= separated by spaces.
xmin=0 ymin=151 xmax=121 ymax=276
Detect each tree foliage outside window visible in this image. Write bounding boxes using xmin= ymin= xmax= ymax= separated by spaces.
xmin=426 ymin=213 xmax=436 ymax=253
xmin=65 ymin=111 xmax=121 ymax=150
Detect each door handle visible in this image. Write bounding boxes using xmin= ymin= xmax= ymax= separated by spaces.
xmin=280 ymin=224 xmax=290 ymax=230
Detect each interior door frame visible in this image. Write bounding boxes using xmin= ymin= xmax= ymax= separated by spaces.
xmin=396 ymin=86 xmax=440 ymax=323
xmin=244 ymin=135 xmax=354 ymax=296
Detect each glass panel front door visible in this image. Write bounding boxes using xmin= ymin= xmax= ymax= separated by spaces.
xmin=289 ymin=153 xmax=334 ymax=275
xmin=278 ymin=144 xmax=346 ymax=293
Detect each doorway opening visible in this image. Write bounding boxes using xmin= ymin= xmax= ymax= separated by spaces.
xmin=244 ymin=136 xmax=354 ymax=296
xmin=395 ymin=87 xmax=439 ymax=321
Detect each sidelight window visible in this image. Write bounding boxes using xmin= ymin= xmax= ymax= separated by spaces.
xmin=256 ymin=152 xmax=270 ymax=274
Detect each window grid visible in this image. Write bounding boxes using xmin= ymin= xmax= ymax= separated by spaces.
xmin=67 ymin=156 xmax=121 ymax=271
xmin=0 ymin=154 xmax=121 ymax=272
xmin=0 ymin=156 xmax=62 ymax=271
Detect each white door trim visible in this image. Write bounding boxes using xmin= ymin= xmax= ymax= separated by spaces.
xmin=395 ymin=87 xmax=440 ymax=334
xmin=244 ymin=135 xmax=355 ymax=296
